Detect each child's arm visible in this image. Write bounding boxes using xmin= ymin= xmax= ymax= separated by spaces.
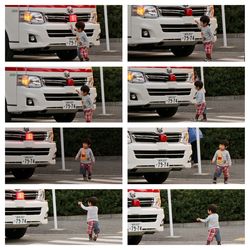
xmin=81 ymin=32 xmax=90 ymax=48
xmin=226 ymin=151 xmax=232 ymax=167
xmin=70 ymin=24 xmax=77 ymax=35
xmin=211 ymin=151 xmax=217 ymax=164
xmin=89 ymin=148 xmax=95 ymax=164
xmin=75 ymin=148 xmax=81 ymax=160
xmin=195 ymin=20 xmax=201 ymax=29
xmin=197 ymin=216 xmax=209 ymax=223
xmin=78 ymin=202 xmax=90 ymax=211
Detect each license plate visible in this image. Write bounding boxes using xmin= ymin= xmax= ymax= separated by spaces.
xmin=22 ymin=156 xmax=35 ymax=165
xmin=13 ymin=215 xmax=27 ymax=225
xmin=155 ymin=159 xmax=169 ymax=168
xmin=63 ymin=102 xmax=76 ymax=109
xmin=128 ymin=224 xmax=142 ymax=232
xmin=66 ymin=37 xmax=77 ymax=46
xmin=181 ymin=32 xmax=195 ymax=42
xmin=166 ymin=96 xmax=178 ymax=104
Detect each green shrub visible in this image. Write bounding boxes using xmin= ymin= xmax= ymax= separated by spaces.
xmin=200 ymin=128 xmax=245 ymax=159
xmin=93 ymin=67 xmax=122 ymax=102
xmin=161 ymin=189 xmax=244 ymax=223
xmin=215 ymin=5 xmax=245 ymax=34
xmin=46 ymin=190 xmax=122 ymax=216
xmin=97 ymin=5 xmax=122 ymax=38
xmin=194 ymin=67 xmax=245 ymax=96
xmin=53 ymin=128 xmax=122 ymax=157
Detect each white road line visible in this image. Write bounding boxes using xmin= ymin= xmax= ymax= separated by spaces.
xmin=217 ymin=116 xmax=245 ymax=120
xmin=217 ymin=58 xmax=244 ymax=61
xmin=49 ymin=239 xmax=120 ymax=245
xmin=71 ymin=237 xmax=122 ymax=242
xmin=207 ymin=118 xmax=243 ymax=122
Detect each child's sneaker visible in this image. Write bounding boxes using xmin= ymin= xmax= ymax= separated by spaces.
xmin=89 ymin=234 xmax=93 ymax=241
xmin=85 ymin=57 xmax=90 ymax=61
xmin=224 ymin=180 xmax=228 ymax=184
xmin=88 ymin=176 xmax=92 ymax=181
xmin=93 ymin=234 xmax=98 ymax=241
xmin=213 ymin=180 xmax=217 ymax=184
xmin=83 ymin=177 xmax=88 ymax=181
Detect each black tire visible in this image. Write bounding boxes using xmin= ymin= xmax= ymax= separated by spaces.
xmin=56 ymin=50 xmax=77 ymax=61
xmin=171 ymin=45 xmax=195 ymax=57
xmin=5 ymin=32 xmax=14 ymax=61
xmin=5 ymin=100 xmax=11 ymax=122
xmin=12 ymin=168 xmax=35 ymax=180
xmin=144 ymin=172 xmax=170 ymax=184
xmin=5 ymin=228 xmax=27 ymax=240
xmin=128 ymin=236 xmax=143 ymax=245
xmin=53 ymin=113 xmax=76 ymax=122
xmin=156 ymin=107 xmax=178 ymax=118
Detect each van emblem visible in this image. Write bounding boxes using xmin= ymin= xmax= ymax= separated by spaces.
xmin=67 ymin=6 xmax=74 ymax=14
xmin=129 ymin=191 xmax=136 ymax=199
xmin=64 ymin=71 xmax=70 ymax=78
xmin=157 ymin=128 xmax=163 ymax=133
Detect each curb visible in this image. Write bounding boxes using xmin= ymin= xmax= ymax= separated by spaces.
xmin=217 ymin=33 xmax=245 ymax=38
xmin=48 ymin=214 xmax=122 ymax=221
xmin=206 ymin=95 xmax=245 ymax=101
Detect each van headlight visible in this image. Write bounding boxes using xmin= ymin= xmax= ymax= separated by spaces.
xmin=132 ymin=5 xmax=159 ymax=18
xmin=17 ymin=75 xmax=43 ymax=88
xmin=206 ymin=5 xmax=214 ymax=18
xmin=36 ymin=190 xmax=45 ymax=201
xmin=19 ymin=11 xmax=45 ymax=24
xmin=45 ymin=130 xmax=54 ymax=142
xmin=153 ymin=195 xmax=162 ymax=208
xmin=89 ymin=11 xmax=97 ymax=23
xmin=128 ymin=71 xmax=145 ymax=83
xmin=181 ymin=131 xmax=189 ymax=144
xmin=128 ymin=132 xmax=132 ymax=144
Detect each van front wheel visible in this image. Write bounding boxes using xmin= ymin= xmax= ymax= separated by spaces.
xmin=6 ymin=228 xmax=27 ymax=240
xmin=54 ymin=113 xmax=76 ymax=122
xmin=128 ymin=236 xmax=143 ymax=245
xmin=171 ymin=45 xmax=195 ymax=57
xmin=144 ymin=172 xmax=170 ymax=184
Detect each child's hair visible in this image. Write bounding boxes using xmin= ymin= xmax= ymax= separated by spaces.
xmin=219 ymin=139 xmax=229 ymax=148
xmin=194 ymin=80 xmax=204 ymax=89
xmin=208 ymin=204 xmax=217 ymax=213
xmin=87 ymin=196 xmax=98 ymax=206
xmin=75 ymin=21 xmax=85 ymax=31
xmin=81 ymin=85 xmax=90 ymax=94
xmin=82 ymin=138 xmax=91 ymax=146
xmin=200 ymin=15 xmax=210 ymax=25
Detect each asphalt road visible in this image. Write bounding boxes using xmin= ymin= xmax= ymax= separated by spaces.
xmin=139 ymin=221 xmax=244 ymax=245
xmin=12 ymin=39 xmax=122 ymax=62
xmin=128 ymin=160 xmax=244 ymax=184
xmin=9 ymin=102 xmax=122 ymax=123
xmin=128 ymin=36 xmax=244 ymax=62
xmin=6 ymin=156 xmax=122 ymax=184
xmin=128 ymin=97 xmax=244 ymax=123
xmin=6 ymin=215 xmax=122 ymax=245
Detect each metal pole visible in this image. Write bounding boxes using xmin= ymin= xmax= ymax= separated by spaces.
xmin=100 ymin=67 xmax=106 ymax=115
xmin=104 ymin=5 xmax=110 ymax=51
xmin=168 ymin=189 xmax=174 ymax=237
xmin=196 ymin=128 xmax=202 ymax=174
xmin=200 ymin=67 xmax=205 ymax=88
xmin=60 ymin=128 xmax=66 ymax=170
xmin=52 ymin=189 xmax=58 ymax=230
xmin=221 ymin=5 xmax=228 ymax=47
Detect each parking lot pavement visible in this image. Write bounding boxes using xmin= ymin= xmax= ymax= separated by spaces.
xmin=10 ymin=102 xmax=122 ymax=123
xmin=128 ymin=160 xmax=244 ymax=184
xmin=140 ymin=221 xmax=245 ymax=245
xmin=6 ymin=156 xmax=122 ymax=184
xmin=128 ymin=96 xmax=245 ymax=123
xmin=128 ymin=36 xmax=244 ymax=62
xmin=13 ymin=39 xmax=122 ymax=61
xmin=6 ymin=215 xmax=122 ymax=245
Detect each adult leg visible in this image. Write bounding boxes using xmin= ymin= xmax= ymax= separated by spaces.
xmin=191 ymin=141 xmax=198 ymax=164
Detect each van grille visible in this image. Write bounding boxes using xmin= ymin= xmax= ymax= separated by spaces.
xmin=134 ymin=150 xmax=185 ymax=159
xmin=44 ymin=93 xmax=80 ymax=101
xmin=131 ymin=132 xmax=182 ymax=143
xmin=161 ymin=24 xmax=199 ymax=33
xmin=128 ymin=198 xmax=154 ymax=207
xmin=45 ymin=13 xmax=90 ymax=23
xmin=5 ymin=190 xmax=39 ymax=200
xmin=5 ymin=148 xmax=50 ymax=156
xmin=147 ymin=88 xmax=191 ymax=96
xmin=43 ymin=77 xmax=87 ymax=87
xmin=5 ymin=208 xmax=41 ymax=215
xmin=145 ymin=73 xmax=189 ymax=82
xmin=128 ymin=215 xmax=157 ymax=223
xmin=5 ymin=131 xmax=47 ymax=141
xmin=158 ymin=6 xmax=207 ymax=17
xmin=47 ymin=29 xmax=94 ymax=37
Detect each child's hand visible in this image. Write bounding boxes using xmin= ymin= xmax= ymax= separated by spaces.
xmin=211 ymin=160 xmax=214 ymax=164
xmin=196 ymin=218 xmax=201 ymax=222
xmin=78 ymin=201 xmax=82 ymax=206
xmin=195 ymin=20 xmax=199 ymax=24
